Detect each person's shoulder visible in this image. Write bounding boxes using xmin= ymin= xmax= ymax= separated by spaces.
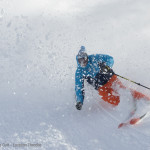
xmin=89 ymin=54 xmax=106 ymax=57
xmin=88 ymin=54 xmax=113 ymax=62
xmin=88 ymin=54 xmax=94 ymax=58
xmin=87 ymin=54 xmax=95 ymax=61
xmin=96 ymin=54 xmax=113 ymax=58
xmin=88 ymin=54 xmax=104 ymax=59
xmin=88 ymin=54 xmax=101 ymax=58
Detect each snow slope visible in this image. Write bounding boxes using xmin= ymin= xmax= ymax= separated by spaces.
xmin=0 ymin=0 xmax=150 ymax=149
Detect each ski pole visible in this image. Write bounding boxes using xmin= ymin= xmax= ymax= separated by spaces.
xmin=105 ymin=64 xmax=150 ymax=90
xmin=115 ymin=73 xmax=150 ymax=90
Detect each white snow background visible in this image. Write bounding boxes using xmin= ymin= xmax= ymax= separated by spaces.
xmin=0 ymin=0 xmax=150 ymax=150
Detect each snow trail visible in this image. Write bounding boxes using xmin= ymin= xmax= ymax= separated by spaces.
xmin=1 ymin=0 xmax=150 ymax=149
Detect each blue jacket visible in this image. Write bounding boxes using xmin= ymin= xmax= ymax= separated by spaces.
xmin=75 ymin=54 xmax=114 ymax=104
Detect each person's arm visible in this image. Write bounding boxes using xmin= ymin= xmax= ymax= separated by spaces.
xmin=96 ymin=54 xmax=114 ymax=73
xmin=101 ymin=54 xmax=114 ymax=68
xmin=75 ymin=69 xmax=84 ymax=109
xmin=95 ymin=54 xmax=114 ymax=68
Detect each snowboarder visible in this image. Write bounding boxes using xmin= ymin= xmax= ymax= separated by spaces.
xmin=75 ymin=46 xmax=150 ymax=110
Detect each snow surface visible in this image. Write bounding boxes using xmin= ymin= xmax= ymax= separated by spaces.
xmin=1 ymin=0 xmax=150 ymax=149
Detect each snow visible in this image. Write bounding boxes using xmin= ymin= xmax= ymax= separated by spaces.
xmin=0 ymin=0 xmax=150 ymax=149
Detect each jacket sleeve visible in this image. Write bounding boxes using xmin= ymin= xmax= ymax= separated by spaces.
xmin=97 ymin=54 xmax=114 ymax=68
xmin=75 ymin=68 xmax=84 ymax=104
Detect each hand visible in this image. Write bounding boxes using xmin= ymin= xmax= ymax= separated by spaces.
xmin=99 ymin=62 xmax=114 ymax=74
xmin=76 ymin=102 xmax=82 ymax=110
xmin=99 ymin=62 xmax=109 ymax=72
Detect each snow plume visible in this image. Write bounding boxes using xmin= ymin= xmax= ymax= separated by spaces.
xmin=1 ymin=0 xmax=150 ymax=150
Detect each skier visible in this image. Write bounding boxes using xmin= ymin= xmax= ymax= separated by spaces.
xmin=75 ymin=46 xmax=150 ymax=110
